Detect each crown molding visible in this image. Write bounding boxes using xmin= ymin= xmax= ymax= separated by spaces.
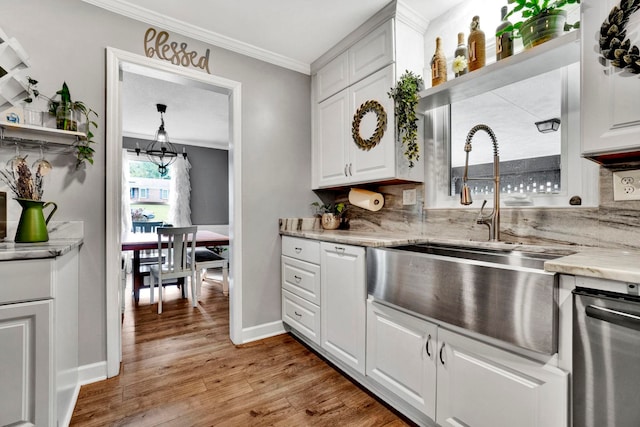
xmin=82 ymin=0 xmax=311 ymax=74
xmin=396 ymin=0 xmax=429 ymax=34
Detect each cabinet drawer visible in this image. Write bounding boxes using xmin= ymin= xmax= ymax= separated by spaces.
xmin=282 ymin=256 xmax=321 ymax=305
xmin=282 ymin=236 xmax=320 ymax=264
xmin=282 ymin=289 xmax=320 ymax=345
xmin=0 ymin=258 xmax=53 ymax=304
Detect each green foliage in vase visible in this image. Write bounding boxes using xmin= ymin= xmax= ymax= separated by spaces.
xmin=24 ymin=78 xmax=98 ymax=169
xmin=388 ymin=71 xmax=423 ymax=168
xmin=497 ymin=0 xmax=581 ymax=37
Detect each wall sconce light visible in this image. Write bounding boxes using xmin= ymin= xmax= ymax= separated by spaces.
xmin=137 ymin=104 xmax=187 ymax=176
xmin=535 ymin=118 xmax=561 ymax=133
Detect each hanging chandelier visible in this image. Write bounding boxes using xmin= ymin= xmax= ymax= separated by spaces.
xmin=141 ymin=104 xmax=185 ymax=176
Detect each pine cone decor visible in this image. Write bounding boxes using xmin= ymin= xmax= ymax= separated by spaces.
xmin=599 ymin=0 xmax=640 ymax=73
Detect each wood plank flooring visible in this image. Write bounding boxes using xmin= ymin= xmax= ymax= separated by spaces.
xmin=70 ymin=274 xmax=411 ymax=426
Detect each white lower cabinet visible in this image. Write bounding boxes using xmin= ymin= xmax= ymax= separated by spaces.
xmin=367 ymin=301 xmax=569 ymax=427
xmin=0 ymin=248 xmax=79 ymax=427
xmin=320 ymin=242 xmax=366 ymax=374
xmin=436 ymin=328 xmax=568 ymax=427
xmin=0 ymin=299 xmax=53 ymax=426
xmin=366 ymin=300 xmax=437 ymax=419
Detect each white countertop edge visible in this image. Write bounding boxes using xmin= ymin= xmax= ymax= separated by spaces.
xmin=0 ymin=238 xmax=83 ymax=261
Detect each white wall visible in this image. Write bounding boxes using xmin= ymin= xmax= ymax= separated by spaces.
xmin=0 ymin=0 xmax=314 ymax=367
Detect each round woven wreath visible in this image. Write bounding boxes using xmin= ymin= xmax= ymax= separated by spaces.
xmin=352 ymin=100 xmax=387 ymax=151
xmin=599 ymin=0 xmax=640 ymax=73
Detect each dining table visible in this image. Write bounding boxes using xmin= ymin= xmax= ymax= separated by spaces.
xmin=121 ymin=230 xmax=229 ymax=303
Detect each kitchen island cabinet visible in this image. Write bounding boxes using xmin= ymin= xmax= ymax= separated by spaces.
xmin=0 ymin=241 xmax=80 ymax=427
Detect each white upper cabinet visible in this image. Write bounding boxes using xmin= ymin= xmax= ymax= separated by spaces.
xmin=581 ymin=0 xmax=640 ymax=163
xmin=311 ymin=8 xmax=426 ymax=189
xmin=349 ymin=19 xmax=394 ymax=84
xmin=315 ymin=51 xmax=349 ymax=103
xmin=316 ymin=90 xmax=350 ymax=187
xmin=348 ymin=64 xmax=397 ymax=184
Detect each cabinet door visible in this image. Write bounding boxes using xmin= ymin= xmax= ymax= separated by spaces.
xmin=581 ymin=0 xmax=640 ymax=158
xmin=349 ymin=64 xmax=396 ymax=184
xmin=320 ymin=242 xmax=366 ymax=374
xmin=317 ymin=90 xmax=350 ymax=188
xmin=0 ymin=300 xmax=53 ymax=427
xmin=366 ymin=300 xmax=437 ymax=418
xmin=436 ymin=328 xmax=568 ymax=427
xmin=349 ymin=19 xmax=394 ymax=83
xmin=316 ymin=51 xmax=349 ymax=102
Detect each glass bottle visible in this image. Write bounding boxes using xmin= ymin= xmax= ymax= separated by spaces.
xmin=431 ymin=37 xmax=447 ymax=87
xmin=496 ymin=6 xmax=514 ymax=61
xmin=453 ymin=32 xmax=468 ymax=77
xmin=467 ymin=16 xmax=486 ymax=72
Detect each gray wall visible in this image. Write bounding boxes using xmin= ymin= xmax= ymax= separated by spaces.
xmin=123 ymin=137 xmax=229 ymax=225
xmin=0 ymin=0 xmax=315 ymax=367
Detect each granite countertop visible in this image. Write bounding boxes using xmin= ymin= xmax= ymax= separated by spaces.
xmin=281 ymin=228 xmax=640 ymax=285
xmin=0 ymin=238 xmax=83 ymax=261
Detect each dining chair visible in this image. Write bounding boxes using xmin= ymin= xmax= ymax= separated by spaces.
xmin=189 ymin=247 xmax=229 ymax=297
xmin=148 ymin=226 xmax=198 ymax=314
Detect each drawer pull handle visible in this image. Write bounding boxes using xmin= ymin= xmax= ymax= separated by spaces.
xmin=294 ymin=247 xmax=302 ymax=254
xmin=294 ymin=311 xmax=302 ymax=317
xmin=439 ymin=342 xmax=446 ymax=366
xmin=294 ymin=275 xmax=302 ymax=282
xmin=425 ymin=334 xmax=432 ymax=357
xmin=335 ymin=246 xmax=345 ymax=255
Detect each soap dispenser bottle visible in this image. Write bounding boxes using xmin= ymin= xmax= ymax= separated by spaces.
xmin=468 ymin=16 xmax=486 ymax=71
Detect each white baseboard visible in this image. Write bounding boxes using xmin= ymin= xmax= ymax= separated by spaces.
xmin=78 ymin=361 xmax=108 ymax=386
xmin=60 ymin=383 xmax=81 ymax=427
xmin=240 ymin=320 xmax=286 ymax=343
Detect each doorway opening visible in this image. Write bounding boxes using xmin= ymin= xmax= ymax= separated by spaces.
xmin=105 ymin=48 xmax=243 ymax=377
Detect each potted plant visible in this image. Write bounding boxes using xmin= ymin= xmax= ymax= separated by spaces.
xmin=311 ymin=202 xmax=347 ymax=230
xmin=498 ymin=0 xmax=580 ymax=49
xmin=24 ymin=78 xmax=98 ymax=168
xmin=388 ymin=71 xmax=423 ymax=168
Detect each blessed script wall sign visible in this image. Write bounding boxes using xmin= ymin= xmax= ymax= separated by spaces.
xmin=144 ymin=27 xmax=211 ymax=74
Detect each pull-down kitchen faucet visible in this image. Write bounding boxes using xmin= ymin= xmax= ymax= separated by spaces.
xmin=460 ymin=124 xmax=500 ymax=241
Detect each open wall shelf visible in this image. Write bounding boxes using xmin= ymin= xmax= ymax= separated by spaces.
xmin=0 ymin=122 xmax=85 ymax=154
xmin=417 ymin=31 xmax=580 ymax=113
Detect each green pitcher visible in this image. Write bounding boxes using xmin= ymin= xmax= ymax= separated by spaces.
xmin=14 ymin=198 xmax=58 ymax=243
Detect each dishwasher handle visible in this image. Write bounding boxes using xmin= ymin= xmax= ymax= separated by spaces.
xmin=586 ymin=304 xmax=640 ymax=331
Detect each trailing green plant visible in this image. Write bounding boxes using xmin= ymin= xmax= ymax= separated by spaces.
xmin=311 ymin=202 xmax=347 ymax=216
xmin=23 ymin=78 xmax=98 ymax=168
xmin=497 ymin=0 xmax=581 ymax=38
xmin=388 ymin=71 xmax=423 ymax=168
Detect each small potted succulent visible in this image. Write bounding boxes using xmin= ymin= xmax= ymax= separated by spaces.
xmin=311 ymin=202 xmax=347 ymax=230
xmin=498 ymin=0 xmax=580 ymax=49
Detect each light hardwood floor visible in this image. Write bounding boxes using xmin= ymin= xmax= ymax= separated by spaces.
xmin=70 ymin=274 xmax=411 ymax=426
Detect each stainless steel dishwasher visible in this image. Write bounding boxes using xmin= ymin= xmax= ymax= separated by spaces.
xmin=573 ymin=286 xmax=640 ymax=427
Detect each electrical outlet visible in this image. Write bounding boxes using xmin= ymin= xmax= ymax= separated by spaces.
xmin=403 ymin=189 xmax=417 ymax=205
xmin=613 ymin=170 xmax=640 ymax=201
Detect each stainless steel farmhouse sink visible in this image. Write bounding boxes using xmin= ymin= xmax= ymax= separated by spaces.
xmin=367 ymin=244 xmax=574 ymax=355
